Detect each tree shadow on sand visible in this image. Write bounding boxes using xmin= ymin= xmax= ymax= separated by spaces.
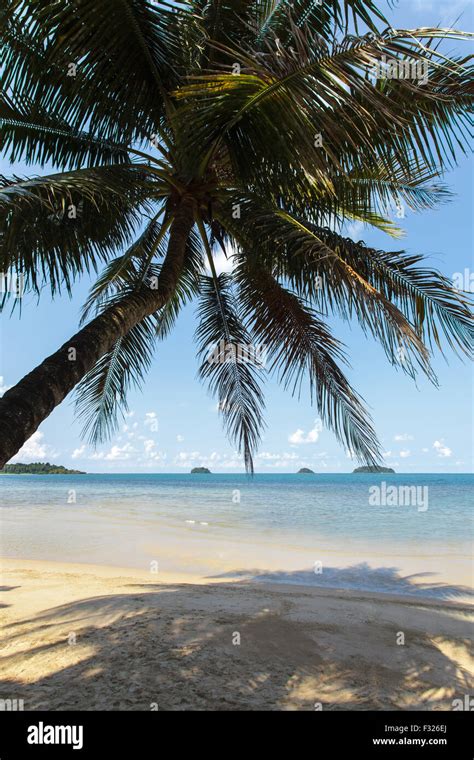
xmin=0 ymin=585 xmax=20 ymax=609
xmin=0 ymin=566 xmax=472 ymax=711
xmin=206 ymin=562 xmax=473 ymax=602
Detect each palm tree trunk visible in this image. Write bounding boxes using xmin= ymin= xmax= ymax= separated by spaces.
xmin=0 ymin=196 xmax=196 ymax=468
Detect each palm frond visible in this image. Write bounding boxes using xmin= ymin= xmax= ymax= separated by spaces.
xmin=236 ymin=261 xmax=383 ymax=464
xmin=75 ymin=213 xmax=205 ymax=443
xmin=0 ymin=166 xmax=154 ymax=299
xmin=80 ymin=214 xmax=170 ymax=321
xmin=75 ymin=314 xmax=158 ymax=444
xmin=221 ymin=203 xmax=434 ymax=378
xmin=175 ymin=27 xmax=473 ymax=190
xmin=253 ymin=0 xmax=390 ymax=43
xmin=282 ymin=220 xmax=474 ymax=360
xmin=0 ymin=94 xmax=131 ymax=169
xmin=195 ymin=273 xmax=265 ymax=473
xmin=335 ymin=240 xmax=474 ymax=359
xmin=75 ymin=234 xmax=168 ymax=443
xmin=329 ymin=161 xmax=453 ymax=220
xmin=217 ymin=196 xmax=472 ymax=362
xmin=2 ymin=0 xmax=194 ymax=142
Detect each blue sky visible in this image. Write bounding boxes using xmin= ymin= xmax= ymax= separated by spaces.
xmin=1 ymin=0 xmax=472 ymax=473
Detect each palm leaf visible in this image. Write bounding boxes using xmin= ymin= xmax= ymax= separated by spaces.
xmin=75 ymin=217 xmax=205 ymax=444
xmin=75 ymin=238 xmax=165 ymax=443
xmin=237 ymin=261 xmax=383 ymax=464
xmin=2 ymin=0 xmax=193 ymax=142
xmin=0 ymin=166 xmax=153 ymax=298
xmin=0 ymin=94 xmax=131 ymax=169
xmin=75 ymin=314 xmax=159 ymax=444
xmin=221 ymin=203 xmax=435 ymax=378
xmin=195 ymin=273 xmax=265 ymax=473
xmin=254 ymin=0 xmax=390 ymax=42
xmin=175 ymin=27 xmax=473 ymax=191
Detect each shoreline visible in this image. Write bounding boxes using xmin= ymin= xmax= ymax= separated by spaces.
xmin=1 ymin=557 xmax=472 ymax=710
xmin=2 ymin=529 xmax=471 ymax=603
xmin=2 ymin=556 xmax=473 ymax=606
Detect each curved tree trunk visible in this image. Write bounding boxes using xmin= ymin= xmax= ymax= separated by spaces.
xmin=0 ymin=196 xmax=196 ymax=468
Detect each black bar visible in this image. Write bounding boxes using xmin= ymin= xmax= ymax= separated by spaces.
xmin=0 ymin=710 xmax=471 ymax=758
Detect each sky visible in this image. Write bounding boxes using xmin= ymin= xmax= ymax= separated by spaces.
xmin=0 ymin=0 xmax=473 ymax=473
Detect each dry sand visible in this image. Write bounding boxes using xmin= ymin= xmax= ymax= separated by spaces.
xmin=1 ymin=558 xmax=472 ymax=711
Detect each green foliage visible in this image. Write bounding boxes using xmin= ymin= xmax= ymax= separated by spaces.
xmin=0 ymin=462 xmax=85 ymax=474
xmin=195 ymin=273 xmax=265 ymax=473
xmin=1 ymin=0 xmax=473 ymax=470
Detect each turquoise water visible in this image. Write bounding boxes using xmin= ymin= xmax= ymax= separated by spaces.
xmin=1 ymin=473 xmax=472 ymax=596
xmin=1 ymin=472 xmax=472 ymax=539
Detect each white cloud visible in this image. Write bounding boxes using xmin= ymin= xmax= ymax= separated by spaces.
xmin=173 ymin=448 xmax=305 ymax=471
xmin=288 ymin=428 xmax=305 ymax=444
xmin=71 ymin=438 xmax=167 ymax=465
xmin=175 ymin=450 xmax=214 ymax=465
xmin=206 ymin=241 xmax=236 ymax=276
xmin=176 ymin=434 xmax=184 ymax=443
xmin=143 ymin=439 xmax=166 ymax=462
xmin=394 ymin=433 xmax=414 ymax=442
xmin=11 ymin=431 xmax=58 ymax=463
xmin=257 ymin=451 xmax=298 ymax=461
xmin=124 ymin=410 xmax=135 ymax=418
xmin=144 ymin=412 xmax=158 ymax=430
xmin=254 ymin=451 xmax=303 ymax=469
xmin=421 ymin=447 xmax=429 ymax=453
xmin=399 ymin=449 xmax=411 ymax=458
xmin=288 ymin=419 xmax=322 ymax=445
xmin=433 ymin=440 xmax=452 ymax=458
xmin=92 ymin=443 xmax=136 ymax=461
xmin=174 ymin=450 xmax=231 ymax=469
xmin=122 ymin=422 xmax=138 ymax=435
xmin=0 ymin=376 xmax=11 ymax=397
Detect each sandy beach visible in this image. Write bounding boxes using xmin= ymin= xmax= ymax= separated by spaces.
xmin=1 ymin=558 xmax=472 ymax=711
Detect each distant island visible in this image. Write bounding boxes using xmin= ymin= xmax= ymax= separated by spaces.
xmin=297 ymin=468 xmax=315 ymax=474
xmin=353 ymin=466 xmax=395 ymax=474
xmin=190 ymin=467 xmax=211 ymax=474
xmin=0 ymin=462 xmax=86 ymax=475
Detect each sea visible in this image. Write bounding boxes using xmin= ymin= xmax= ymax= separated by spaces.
xmin=1 ymin=473 xmax=472 ymax=600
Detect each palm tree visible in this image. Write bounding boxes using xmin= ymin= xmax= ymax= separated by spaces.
xmin=0 ymin=0 xmax=472 ymax=471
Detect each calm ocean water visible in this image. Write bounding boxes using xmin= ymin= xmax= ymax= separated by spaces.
xmin=1 ymin=473 xmax=472 ymax=596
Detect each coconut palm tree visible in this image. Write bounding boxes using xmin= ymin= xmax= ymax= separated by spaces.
xmin=0 ymin=0 xmax=472 ymax=471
